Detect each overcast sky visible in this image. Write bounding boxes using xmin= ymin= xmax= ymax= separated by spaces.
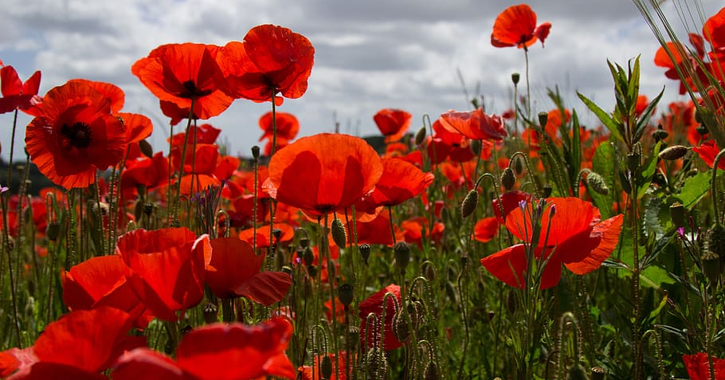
xmin=0 ymin=0 xmax=721 ymax=160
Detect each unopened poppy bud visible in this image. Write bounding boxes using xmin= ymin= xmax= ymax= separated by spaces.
xmin=46 ymin=221 xmax=61 ymax=242
xmin=512 ymin=156 xmax=524 ymax=175
xmin=501 ymin=167 xmax=516 ymax=191
xmin=627 ymin=152 xmax=640 ymax=173
xmin=203 ymin=302 xmax=218 ymax=324
xmin=338 ymin=283 xmax=354 ymax=307
xmin=422 ymin=261 xmax=436 ymax=281
xmin=359 ymin=244 xmax=371 ymax=264
xmin=460 ymin=189 xmax=479 ymax=218
xmin=669 ymin=202 xmax=685 ymax=228
xmin=307 ymin=265 xmax=318 ymax=278
xmin=586 ymin=172 xmax=610 ymax=195
xmin=538 ymin=112 xmax=548 ymax=128
xmin=470 ymin=139 xmax=482 ymax=155
xmin=697 ymin=124 xmax=708 ymax=135
xmin=658 ymin=145 xmax=689 ymax=160
xmin=424 ymin=361 xmax=440 ymax=380
xmin=303 ymin=246 xmax=314 ymax=266
xmin=331 ymin=218 xmax=347 ymax=249
xmin=511 ymin=73 xmax=520 ymax=85
xmin=392 ymin=309 xmax=409 ymax=342
xmin=394 ymin=242 xmax=411 ymax=272
xmin=251 ymin=145 xmax=260 ymax=160
xmin=415 ymin=126 xmax=427 ymax=146
xmin=138 ymin=139 xmax=154 ymax=159
xmin=652 ymin=128 xmax=668 ymax=142
xmin=366 ymin=348 xmax=388 ymax=379
xmin=542 ymin=184 xmax=552 ymax=198
xmin=320 ymin=355 xmax=333 ymax=380
xmin=705 ymin=223 xmax=725 ymax=263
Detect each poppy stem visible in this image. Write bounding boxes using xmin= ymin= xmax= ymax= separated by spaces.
xmin=5 ymin=108 xmax=19 ymax=188
xmin=524 ymin=48 xmax=531 ymax=120
xmin=509 ymin=151 xmax=541 ymax=197
xmin=322 ymin=212 xmax=341 ymax=379
xmin=710 ymin=148 xmax=725 ymax=225
xmin=268 ymin=89 xmax=278 ymax=257
xmin=388 ymin=205 xmax=397 ymax=245
xmin=172 ymin=98 xmax=196 ymax=224
xmin=0 ymin=190 xmax=21 ymax=346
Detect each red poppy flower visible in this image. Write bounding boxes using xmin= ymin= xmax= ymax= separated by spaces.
xmin=703 ymin=7 xmax=725 ymax=53
xmin=683 ymin=352 xmax=725 ymax=380
xmin=491 ymin=4 xmax=551 ymax=49
xmin=33 ymin=307 xmax=133 ymax=374
xmin=169 ymin=123 xmax=221 ymax=146
xmin=358 ymin=284 xmax=402 ymax=350
xmin=438 ymin=108 xmax=507 ymax=141
xmin=62 ymin=255 xmax=152 ymax=328
xmin=481 ymin=197 xmax=623 ymax=289
xmin=25 ymin=80 xmax=127 ymax=189
xmin=265 ymin=133 xmax=383 ymax=217
xmin=121 ymin=152 xmax=169 ymax=192
xmin=473 ymin=217 xmax=499 ymax=243
xmin=116 ymin=227 xmax=210 ymax=321
xmin=374 ymin=108 xmax=412 ymax=142
xmin=132 ymin=43 xmax=232 ymax=121
xmin=359 ymin=158 xmax=434 ymax=209
xmin=492 ymin=191 xmax=532 ymax=223
xmin=218 ymin=25 xmax=315 ymax=104
xmin=112 ymin=348 xmax=185 ymax=380
xmin=0 ymin=65 xmax=42 ymax=115
xmin=205 ymin=237 xmax=292 ymax=304
xmin=238 ymin=222 xmax=295 ymax=249
xmin=693 ymin=140 xmax=725 ymax=169
xmin=298 ymin=351 xmax=352 ymax=380
xmin=401 ymin=216 xmax=444 ymax=248
xmin=175 ymin=318 xmax=296 ymax=380
xmin=68 ymin=79 xmax=125 ymax=114
xmin=259 ymin=111 xmax=299 ymax=142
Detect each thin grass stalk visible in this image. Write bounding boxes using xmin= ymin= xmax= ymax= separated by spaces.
xmin=171 ymin=98 xmax=196 ymax=223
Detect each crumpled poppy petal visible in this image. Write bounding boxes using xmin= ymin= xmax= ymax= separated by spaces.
xmin=235 ymin=271 xmax=293 ymax=306
xmin=111 ymin=348 xmax=185 ymax=380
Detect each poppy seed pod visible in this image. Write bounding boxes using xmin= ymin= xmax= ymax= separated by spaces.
xmin=658 ymin=145 xmax=689 ymax=160
xmin=138 ymin=139 xmax=154 ymax=158
xmin=669 ymin=202 xmax=685 ymax=228
xmin=512 ymin=73 xmax=520 ymax=85
xmin=705 ymin=223 xmax=725 ymax=267
xmin=460 ymin=189 xmax=479 ymax=218
xmin=501 ymin=167 xmax=516 ymax=191
xmin=415 ymin=126 xmax=427 ymax=146
xmin=470 ymin=139 xmax=483 ymax=155
xmin=652 ymin=128 xmax=668 ymax=142
xmin=538 ymin=112 xmax=548 ymax=128
xmin=331 ymin=218 xmax=347 ymax=249
xmin=701 ymin=249 xmax=720 ymax=285
xmin=203 ymin=302 xmax=218 ymax=324
xmin=394 ymin=242 xmax=411 ymax=272
xmin=591 ymin=367 xmax=606 ymax=380
xmin=586 ymin=172 xmax=610 ymax=195
xmin=359 ymin=244 xmax=371 ymax=264
xmin=251 ymin=145 xmax=260 ymax=160
xmin=338 ymin=283 xmax=354 ymax=308
xmin=542 ymin=184 xmax=553 ymax=198
xmin=303 ymin=246 xmax=314 ymax=266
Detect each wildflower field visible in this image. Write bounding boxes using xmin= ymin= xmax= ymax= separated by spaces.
xmin=2 ymin=1 xmax=725 ymax=379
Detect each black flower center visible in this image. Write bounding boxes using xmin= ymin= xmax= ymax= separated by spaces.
xmin=61 ymin=122 xmax=92 ymax=149
xmin=181 ymin=80 xmax=212 ymax=99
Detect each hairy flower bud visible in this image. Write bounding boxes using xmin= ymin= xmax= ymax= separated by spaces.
xmin=320 ymin=355 xmax=333 ymax=380
xmin=415 ymin=126 xmax=427 ymax=146
xmin=331 ymin=218 xmax=347 ymax=249
xmin=658 ymin=145 xmax=689 ymax=160
xmin=501 ymin=167 xmax=516 ymax=191
xmin=460 ymin=189 xmax=479 ymax=218
xmin=586 ymin=172 xmax=610 ymax=195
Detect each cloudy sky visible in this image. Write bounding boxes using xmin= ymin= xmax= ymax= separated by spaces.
xmin=0 ymin=0 xmax=721 ymax=160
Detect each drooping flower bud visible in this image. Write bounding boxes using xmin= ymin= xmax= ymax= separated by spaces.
xmin=658 ymin=145 xmax=688 ymax=160
xmin=320 ymin=355 xmax=333 ymax=380
xmin=415 ymin=126 xmax=427 ymax=146
xmin=331 ymin=217 xmax=347 ymax=249
xmin=586 ymin=172 xmax=610 ymax=195
xmin=460 ymin=189 xmax=479 ymax=218
xmin=501 ymin=167 xmax=516 ymax=191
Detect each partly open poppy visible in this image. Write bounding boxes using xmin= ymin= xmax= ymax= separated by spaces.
xmin=116 ymin=227 xmax=210 ymax=321
xmin=481 ymin=197 xmax=623 ymax=289
xmin=491 ymin=4 xmax=551 ymax=49
xmin=218 ymin=25 xmax=315 ymax=104
xmin=438 ymin=108 xmax=507 ymax=141
xmin=259 ymin=111 xmax=299 ymax=143
xmin=132 ymin=43 xmax=232 ymax=121
xmin=0 ymin=65 xmax=42 ymax=115
xmin=25 ymin=80 xmax=127 ymax=189
xmin=373 ymin=108 xmax=412 ymax=142
xmin=265 ymin=133 xmax=383 ymax=217
xmin=205 ymin=237 xmax=292 ymax=304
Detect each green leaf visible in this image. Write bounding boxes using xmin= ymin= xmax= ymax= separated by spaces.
xmin=577 ymin=92 xmax=624 ymax=143
xmin=637 ymin=141 xmax=661 ymax=199
xmin=645 ymin=293 xmax=668 ymax=325
xmin=633 ymin=87 xmax=665 ymax=145
xmin=590 ymin=141 xmax=615 ymax=219
xmin=640 ymin=266 xmax=675 ymax=289
xmin=643 ymin=196 xmax=672 ymax=241
xmin=671 ymin=172 xmax=709 ymax=210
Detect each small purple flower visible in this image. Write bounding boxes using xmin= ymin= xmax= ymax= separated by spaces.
xmin=518 ymin=199 xmax=528 ymax=211
xmin=676 ymin=227 xmax=685 ymax=238
xmin=0 ymin=184 xmax=8 ymax=193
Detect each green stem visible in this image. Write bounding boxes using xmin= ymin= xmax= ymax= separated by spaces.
xmin=6 ymin=108 xmax=19 ymax=187
xmin=171 ymin=98 xmax=196 ymax=223
xmin=710 ymin=148 xmax=725 ymax=224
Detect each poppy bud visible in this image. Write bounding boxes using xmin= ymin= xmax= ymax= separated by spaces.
xmin=347 ymin=326 xmax=360 ymax=349
xmin=366 ymin=348 xmax=388 ymax=379
xmin=586 ymin=172 xmax=610 ymax=195
xmin=307 ymin=265 xmax=318 ymax=278
xmin=338 ymin=283 xmax=354 ymax=307
xmin=422 ymin=261 xmax=436 ymax=281
xmin=538 ymin=112 xmax=548 ymax=128
xmin=203 ymin=302 xmax=218 ymax=324
xmin=697 ymin=124 xmax=708 ymax=135
xmin=392 ymin=308 xmax=409 ymax=343
xmin=470 ymin=139 xmax=482 ymax=155
xmin=46 ymin=221 xmax=61 ymax=242
xmin=669 ymin=202 xmax=685 ymax=228
xmin=415 ymin=126 xmax=427 ymax=146
xmin=460 ymin=189 xmax=479 ymax=218
xmin=251 ymin=145 xmax=260 ymax=160
xmin=652 ymin=128 xmax=668 ymax=142
xmin=705 ymin=223 xmax=725 ymax=269
xmin=394 ymin=242 xmax=411 ymax=272
xmin=424 ymin=361 xmax=440 ymax=380
xmin=320 ymin=355 xmax=333 ymax=380
xmin=138 ymin=139 xmax=154 ymax=159
xmin=331 ymin=218 xmax=347 ymax=249
xmin=359 ymin=244 xmax=371 ymax=264
xmin=512 ymin=156 xmax=524 ymax=175
xmin=658 ymin=145 xmax=689 ymax=160
xmin=501 ymin=167 xmax=516 ymax=191
xmin=272 ymin=228 xmax=282 ymax=241
xmin=511 ymin=73 xmax=520 ymax=85
xmin=542 ymin=184 xmax=552 ymax=198
xmin=303 ymin=246 xmax=314 ymax=266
